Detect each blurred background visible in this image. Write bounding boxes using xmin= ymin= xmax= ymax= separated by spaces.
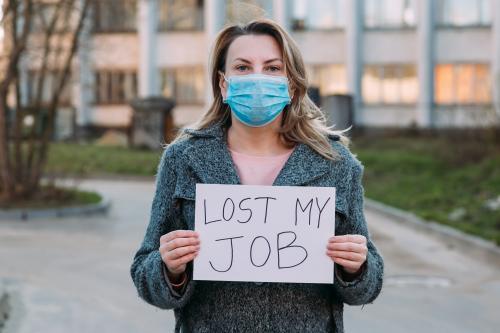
xmin=0 ymin=1 xmax=499 ymax=333
xmin=2 ymin=0 xmax=499 ymax=134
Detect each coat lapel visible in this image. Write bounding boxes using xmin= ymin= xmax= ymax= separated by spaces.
xmin=182 ymin=124 xmax=241 ymax=186
xmin=181 ymin=122 xmax=333 ymax=187
xmin=272 ymin=142 xmax=332 ymax=186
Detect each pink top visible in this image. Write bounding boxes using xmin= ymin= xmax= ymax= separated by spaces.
xmin=229 ymin=148 xmax=295 ymax=186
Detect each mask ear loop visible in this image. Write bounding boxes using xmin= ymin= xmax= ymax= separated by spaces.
xmin=288 ymin=80 xmax=294 ymax=105
xmin=219 ymin=71 xmax=229 ymax=103
xmin=218 ymin=71 xmax=229 ymax=83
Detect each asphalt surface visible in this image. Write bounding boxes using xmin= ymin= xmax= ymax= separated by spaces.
xmin=0 ymin=179 xmax=499 ymax=333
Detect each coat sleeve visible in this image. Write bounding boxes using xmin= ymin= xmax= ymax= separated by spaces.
xmin=333 ymin=159 xmax=384 ymax=306
xmin=130 ymin=145 xmax=196 ymax=309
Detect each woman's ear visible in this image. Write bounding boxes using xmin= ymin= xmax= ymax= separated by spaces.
xmin=219 ymin=71 xmax=228 ymax=101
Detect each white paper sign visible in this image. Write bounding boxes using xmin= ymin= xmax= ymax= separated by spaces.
xmin=193 ymin=184 xmax=335 ymax=284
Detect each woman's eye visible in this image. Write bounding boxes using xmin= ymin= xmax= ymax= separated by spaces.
xmin=236 ymin=65 xmax=249 ymax=71
xmin=267 ymin=66 xmax=282 ymax=72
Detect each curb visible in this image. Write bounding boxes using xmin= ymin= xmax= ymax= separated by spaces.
xmin=0 ymin=197 xmax=112 ymax=221
xmin=0 ymin=284 xmax=8 ymax=332
xmin=0 ymin=280 xmax=24 ymax=333
xmin=365 ymin=198 xmax=500 ymax=265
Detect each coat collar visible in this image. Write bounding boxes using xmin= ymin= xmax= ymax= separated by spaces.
xmin=181 ymin=122 xmax=334 ymax=187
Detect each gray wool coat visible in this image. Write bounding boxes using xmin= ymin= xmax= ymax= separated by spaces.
xmin=130 ymin=121 xmax=384 ymax=333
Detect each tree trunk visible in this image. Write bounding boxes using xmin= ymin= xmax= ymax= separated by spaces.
xmin=0 ymin=0 xmax=33 ymax=201
xmin=0 ymin=94 xmax=14 ymax=201
xmin=0 ymin=0 xmax=92 ymax=203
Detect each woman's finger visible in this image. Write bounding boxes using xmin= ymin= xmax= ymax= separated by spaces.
xmin=330 ymin=257 xmax=362 ymax=272
xmin=161 ymin=230 xmax=199 ymax=243
xmin=164 ymin=237 xmax=200 ymax=251
xmin=328 ymin=234 xmax=366 ymax=244
xmin=327 ymin=250 xmax=365 ymax=262
xmin=326 ymin=242 xmax=366 ymax=253
xmin=166 ymin=245 xmax=200 ymax=260
xmin=169 ymin=252 xmax=198 ymax=271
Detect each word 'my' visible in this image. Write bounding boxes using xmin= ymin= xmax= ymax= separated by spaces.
xmin=204 ymin=196 xmax=331 ymax=228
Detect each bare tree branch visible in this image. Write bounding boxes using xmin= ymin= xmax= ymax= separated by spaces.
xmin=25 ymin=0 xmax=66 ymax=182
xmin=29 ymin=0 xmax=91 ymax=189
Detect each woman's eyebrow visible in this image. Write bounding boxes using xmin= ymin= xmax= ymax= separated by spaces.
xmin=232 ymin=57 xmax=283 ymax=64
xmin=233 ymin=57 xmax=252 ymax=64
xmin=263 ymin=58 xmax=283 ymax=64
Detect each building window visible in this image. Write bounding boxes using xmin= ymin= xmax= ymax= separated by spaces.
xmin=434 ymin=64 xmax=491 ymax=105
xmin=226 ymin=0 xmax=273 ymax=24
xmin=158 ymin=0 xmax=204 ymax=31
xmin=436 ymin=0 xmax=491 ymax=27
xmin=364 ymin=0 xmax=417 ymax=29
xmin=31 ymin=2 xmax=73 ymax=33
xmin=292 ymin=0 xmax=346 ymax=30
xmin=160 ymin=67 xmax=205 ymax=105
xmin=362 ymin=64 xmax=418 ymax=105
xmin=93 ymin=0 xmax=137 ymax=33
xmin=27 ymin=70 xmax=72 ymax=107
xmin=307 ymin=64 xmax=348 ymax=96
xmin=94 ymin=70 xmax=138 ymax=105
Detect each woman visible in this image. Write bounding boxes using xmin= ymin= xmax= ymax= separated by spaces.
xmin=131 ymin=19 xmax=384 ymax=332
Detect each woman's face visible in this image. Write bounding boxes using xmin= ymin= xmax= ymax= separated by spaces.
xmin=219 ymin=34 xmax=286 ymax=101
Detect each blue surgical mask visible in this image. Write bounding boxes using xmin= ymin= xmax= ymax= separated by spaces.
xmin=222 ymin=73 xmax=291 ymax=127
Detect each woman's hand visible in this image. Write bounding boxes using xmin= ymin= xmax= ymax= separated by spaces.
xmin=326 ymin=234 xmax=367 ymax=275
xmin=159 ymin=230 xmax=200 ymax=279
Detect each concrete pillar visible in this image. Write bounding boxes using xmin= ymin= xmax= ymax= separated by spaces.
xmin=204 ymin=0 xmax=226 ymax=105
xmin=416 ymin=0 xmax=434 ymax=128
xmin=345 ymin=0 xmax=363 ymax=126
xmin=272 ymin=0 xmax=288 ymax=29
xmin=75 ymin=0 xmax=93 ymax=126
xmin=138 ymin=0 xmax=159 ymax=97
xmin=492 ymin=0 xmax=500 ymax=119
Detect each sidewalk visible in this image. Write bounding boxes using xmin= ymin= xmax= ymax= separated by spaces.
xmin=0 ymin=179 xmax=499 ymax=332
xmin=345 ymin=203 xmax=500 ymax=333
xmin=0 ymin=180 xmax=174 ymax=333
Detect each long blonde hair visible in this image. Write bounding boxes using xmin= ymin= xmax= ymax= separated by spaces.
xmin=174 ymin=19 xmax=349 ymax=160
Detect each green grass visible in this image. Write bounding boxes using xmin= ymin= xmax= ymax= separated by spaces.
xmin=45 ymin=139 xmax=500 ymax=245
xmin=0 ymin=186 xmax=102 ymax=209
xmin=351 ymin=135 xmax=500 ymax=245
xmin=46 ymin=143 xmax=161 ymax=177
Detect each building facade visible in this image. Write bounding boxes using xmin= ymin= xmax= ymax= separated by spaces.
xmin=25 ymin=0 xmax=500 ymax=131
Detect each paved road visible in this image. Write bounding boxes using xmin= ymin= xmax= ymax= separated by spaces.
xmin=0 ymin=180 xmax=499 ymax=332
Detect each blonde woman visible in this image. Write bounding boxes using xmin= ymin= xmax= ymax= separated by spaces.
xmin=131 ymin=19 xmax=384 ymax=332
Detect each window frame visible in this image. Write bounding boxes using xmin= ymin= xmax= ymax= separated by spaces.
xmin=362 ymin=63 xmax=419 ymax=106
xmin=159 ymin=66 xmax=206 ymax=105
xmin=291 ymin=0 xmax=347 ymax=32
xmin=31 ymin=2 xmax=74 ymax=34
xmin=26 ymin=69 xmax=73 ymax=107
xmin=93 ymin=0 xmax=138 ymax=34
xmin=435 ymin=0 xmax=492 ymax=28
xmin=306 ymin=63 xmax=348 ymax=96
xmin=157 ymin=0 xmax=204 ymax=32
xmin=363 ymin=0 xmax=418 ymax=31
xmin=93 ymin=69 xmax=138 ymax=106
xmin=433 ymin=62 xmax=492 ymax=106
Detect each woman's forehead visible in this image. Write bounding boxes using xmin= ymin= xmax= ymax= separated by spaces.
xmin=227 ymin=35 xmax=283 ymax=64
